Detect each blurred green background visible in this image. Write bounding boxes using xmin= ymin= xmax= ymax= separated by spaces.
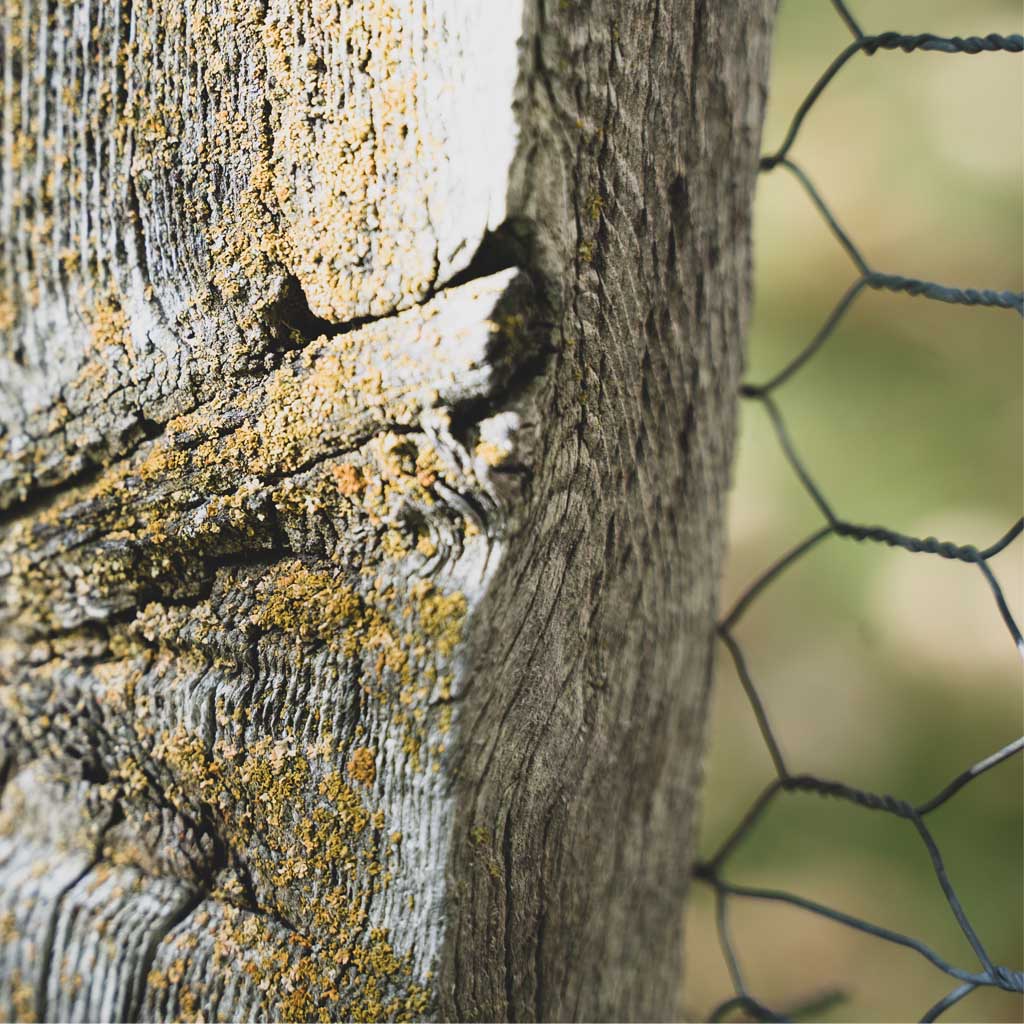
xmin=682 ymin=2 xmax=1023 ymax=1021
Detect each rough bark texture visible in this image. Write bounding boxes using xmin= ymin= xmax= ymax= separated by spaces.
xmin=0 ymin=0 xmax=774 ymax=1020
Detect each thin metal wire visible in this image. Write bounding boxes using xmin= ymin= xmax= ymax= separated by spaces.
xmin=696 ymin=4 xmax=1024 ymax=1019
xmin=781 ymin=989 xmax=846 ymax=1022
xmin=717 ymin=628 xmax=789 ymax=779
xmin=709 ymin=994 xmax=784 ymax=1024
xmin=742 ymin=278 xmax=868 ymax=395
xmin=719 ymin=525 xmax=833 ymax=631
xmin=703 ymin=874 xmax=1016 ymax=992
xmin=916 ymin=737 xmax=1024 ymax=816
xmin=829 ymin=0 xmax=863 ymax=42
xmin=921 ymin=983 xmax=978 ymax=1024
xmin=772 ymin=159 xmax=1024 ymax=316
xmin=762 ymin=33 xmax=1024 ymax=171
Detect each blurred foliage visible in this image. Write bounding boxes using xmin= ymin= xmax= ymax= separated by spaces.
xmin=683 ymin=2 xmax=1023 ymax=1021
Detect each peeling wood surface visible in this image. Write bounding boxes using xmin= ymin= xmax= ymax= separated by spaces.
xmin=0 ymin=0 xmax=775 ymax=1020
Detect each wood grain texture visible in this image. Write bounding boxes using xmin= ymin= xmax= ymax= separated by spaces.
xmin=440 ymin=2 xmax=776 ymax=1018
xmin=0 ymin=0 xmax=775 ymax=1020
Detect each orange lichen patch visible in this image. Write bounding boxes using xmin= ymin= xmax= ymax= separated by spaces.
xmin=0 ymin=293 xmax=17 ymax=334
xmin=91 ymin=657 xmax=143 ymax=713
xmin=42 ymin=287 xmax=143 ymax=426
xmin=381 ymin=528 xmax=411 ymax=559
xmin=347 ymin=747 xmax=376 ymax=786
xmin=251 ymin=562 xmax=363 ymax=645
xmin=475 ymin=440 xmax=511 ymax=467
xmin=414 ymin=445 xmax=442 ymax=488
xmin=331 ymin=463 xmax=364 ymax=496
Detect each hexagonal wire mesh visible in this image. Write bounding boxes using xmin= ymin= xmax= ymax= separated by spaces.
xmin=694 ymin=3 xmax=1023 ymax=1020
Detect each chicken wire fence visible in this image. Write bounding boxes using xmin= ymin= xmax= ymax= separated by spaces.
xmin=693 ymin=3 xmax=1024 ymax=1021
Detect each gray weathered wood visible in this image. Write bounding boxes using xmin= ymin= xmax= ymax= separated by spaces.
xmin=0 ymin=0 xmax=775 ymax=1019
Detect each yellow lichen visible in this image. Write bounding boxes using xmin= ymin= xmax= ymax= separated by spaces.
xmin=413 ymin=581 xmax=468 ymax=657
xmin=475 ymin=440 xmax=511 ymax=467
xmin=0 ymin=29 xmax=492 ymax=1004
xmin=251 ymin=563 xmax=363 ymax=645
xmin=347 ymin=747 xmax=377 ymax=787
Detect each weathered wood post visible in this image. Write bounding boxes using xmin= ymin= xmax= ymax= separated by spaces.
xmin=0 ymin=0 xmax=775 ymax=1019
